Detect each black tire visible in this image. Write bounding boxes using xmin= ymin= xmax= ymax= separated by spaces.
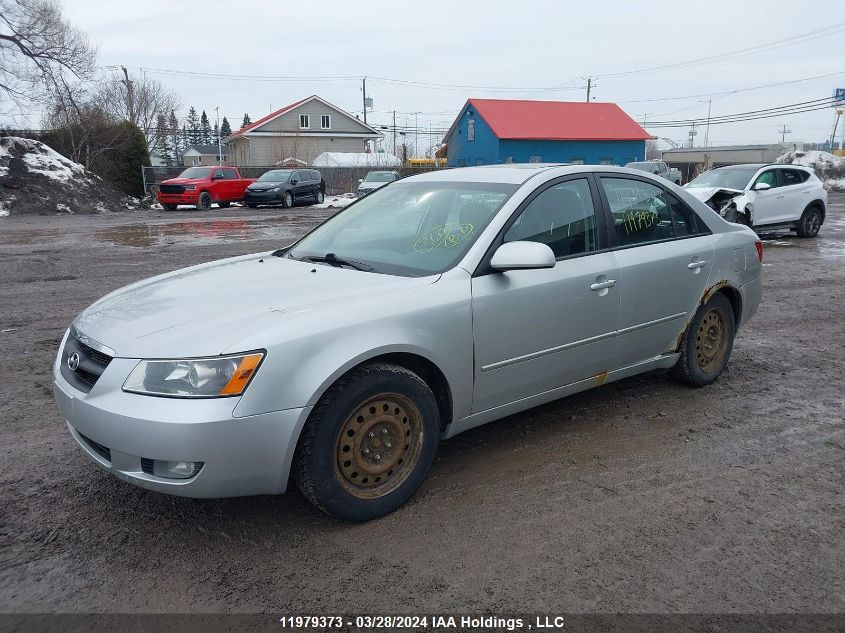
xmin=246 ymin=203 xmax=258 ymax=209
xmin=219 ymin=201 xmax=231 ymax=208
xmin=163 ymin=203 xmax=177 ymax=211
xmin=282 ymin=191 xmax=294 ymax=208
xmin=671 ymin=293 xmax=736 ymax=387
xmin=293 ymin=363 xmax=440 ymax=522
xmin=197 ymin=191 xmax=212 ymax=211
xmin=315 ymin=190 xmax=325 ymax=204
xmin=795 ymin=205 xmax=822 ymax=238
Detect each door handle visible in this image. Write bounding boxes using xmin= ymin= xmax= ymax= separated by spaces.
xmin=687 ymin=260 xmax=708 ymax=270
xmin=590 ymin=279 xmax=617 ymax=291
xmin=775 ymin=194 xmax=784 ymax=199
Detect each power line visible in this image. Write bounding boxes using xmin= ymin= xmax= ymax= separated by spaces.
xmin=646 ymin=101 xmax=837 ymax=128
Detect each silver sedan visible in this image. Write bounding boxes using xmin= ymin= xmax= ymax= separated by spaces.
xmin=53 ymin=165 xmax=763 ymax=521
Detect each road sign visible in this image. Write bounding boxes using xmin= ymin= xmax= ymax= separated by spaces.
xmin=835 ymin=88 xmax=845 ymax=106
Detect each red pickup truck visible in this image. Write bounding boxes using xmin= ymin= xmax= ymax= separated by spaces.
xmin=157 ymin=166 xmax=255 ymax=210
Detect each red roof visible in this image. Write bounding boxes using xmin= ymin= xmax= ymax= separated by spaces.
xmin=226 ymin=96 xmax=311 ymax=139
xmin=464 ymin=99 xmax=650 ymax=142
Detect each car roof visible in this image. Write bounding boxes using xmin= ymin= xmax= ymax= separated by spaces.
xmin=406 ymin=164 xmax=573 ymax=184
xmin=713 ymin=163 xmax=810 ymax=172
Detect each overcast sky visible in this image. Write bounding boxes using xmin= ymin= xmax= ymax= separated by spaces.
xmin=23 ymin=1 xmax=845 ymax=147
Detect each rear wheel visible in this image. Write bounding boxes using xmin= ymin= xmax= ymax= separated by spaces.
xmin=246 ymin=203 xmax=258 ymax=209
xmin=293 ymin=363 xmax=440 ymax=521
xmin=282 ymin=191 xmax=294 ymax=208
xmin=315 ymin=190 xmax=325 ymax=204
xmin=163 ymin=203 xmax=177 ymax=211
xmin=795 ymin=205 xmax=822 ymax=238
xmin=197 ymin=191 xmax=212 ymax=211
xmin=672 ymin=293 xmax=736 ymax=387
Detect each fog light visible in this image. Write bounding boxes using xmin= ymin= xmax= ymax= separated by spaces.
xmin=152 ymin=460 xmax=203 ymax=479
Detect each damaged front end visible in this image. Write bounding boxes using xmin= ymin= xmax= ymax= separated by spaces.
xmin=687 ymin=187 xmax=749 ymax=224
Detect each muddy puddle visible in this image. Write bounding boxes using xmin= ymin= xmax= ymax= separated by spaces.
xmin=95 ymin=217 xmax=308 ymax=247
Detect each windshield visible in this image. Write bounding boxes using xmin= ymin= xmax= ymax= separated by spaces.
xmin=287 ymin=180 xmax=517 ymax=277
xmin=257 ymin=170 xmax=293 ymax=182
xmin=687 ymin=168 xmax=757 ymax=190
xmin=178 ymin=167 xmax=213 ymax=179
xmin=364 ymin=171 xmax=396 ymax=182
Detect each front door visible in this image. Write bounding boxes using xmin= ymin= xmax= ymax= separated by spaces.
xmin=748 ymin=168 xmax=784 ymax=226
xmin=471 ymin=177 xmax=620 ymax=413
xmin=597 ymin=175 xmax=715 ymax=367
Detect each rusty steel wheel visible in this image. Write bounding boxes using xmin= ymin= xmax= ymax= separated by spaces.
xmin=695 ymin=308 xmax=728 ymax=374
xmin=335 ymin=394 xmax=423 ymax=499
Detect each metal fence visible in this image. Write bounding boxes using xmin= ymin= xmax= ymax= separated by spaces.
xmin=142 ymin=165 xmax=444 ymax=197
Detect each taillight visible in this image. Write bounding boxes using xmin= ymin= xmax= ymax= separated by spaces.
xmin=755 ymin=240 xmax=763 ymax=263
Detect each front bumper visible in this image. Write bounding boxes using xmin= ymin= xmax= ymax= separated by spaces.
xmin=157 ymin=192 xmax=198 ymax=206
xmin=53 ymin=335 xmax=310 ymax=498
xmin=244 ymin=190 xmax=284 ymax=204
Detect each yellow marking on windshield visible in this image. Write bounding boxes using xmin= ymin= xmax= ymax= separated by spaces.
xmin=414 ymin=224 xmax=475 ymax=252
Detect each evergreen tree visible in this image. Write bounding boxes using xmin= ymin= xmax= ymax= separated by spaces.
xmin=241 ymin=113 xmax=251 ymax=129
xmin=200 ymin=110 xmax=211 ymax=145
xmin=185 ymin=106 xmax=200 ymax=147
xmin=220 ymin=116 xmax=232 ymax=138
xmin=168 ymin=109 xmax=180 ymax=165
xmin=154 ymin=112 xmax=171 ymax=166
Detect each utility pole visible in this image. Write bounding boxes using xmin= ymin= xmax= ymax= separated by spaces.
xmin=392 ymin=110 xmax=397 ymax=158
xmin=415 ymin=112 xmax=419 ymax=159
xmin=362 ymin=77 xmax=367 ymax=124
xmin=704 ymin=99 xmax=712 ymax=148
xmin=214 ymin=106 xmax=222 ymax=165
xmin=121 ymin=66 xmax=135 ymax=125
xmin=585 ymin=77 xmax=592 ymax=103
xmin=688 ymin=122 xmax=698 ymax=148
xmin=778 ymin=123 xmax=792 ymax=143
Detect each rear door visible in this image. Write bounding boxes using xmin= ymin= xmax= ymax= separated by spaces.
xmin=597 ymin=175 xmax=715 ymax=367
xmin=471 ymin=175 xmax=621 ymax=412
xmin=776 ymin=168 xmax=810 ymax=223
xmin=222 ymin=167 xmax=239 ymax=200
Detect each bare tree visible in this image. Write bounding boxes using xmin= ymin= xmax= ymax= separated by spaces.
xmin=0 ymin=0 xmax=96 ymax=104
xmin=96 ymin=70 xmax=180 ymax=154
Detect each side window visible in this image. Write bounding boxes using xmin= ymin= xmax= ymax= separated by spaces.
xmin=212 ymin=168 xmax=224 ymax=179
xmin=780 ymin=169 xmax=804 ymax=186
xmin=467 ymin=118 xmax=475 ymax=142
xmin=666 ymin=192 xmax=708 ymax=237
xmin=504 ymin=179 xmax=598 ymax=258
xmin=601 ymin=177 xmax=674 ymax=246
xmin=291 ymin=171 xmax=301 ymax=182
xmin=222 ymin=168 xmax=237 ymax=179
xmin=321 ymin=115 xmax=331 ymax=129
xmin=299 ymin=114 xmax=310 ymax=129
xmin=753 ymin=170 xmax=777 ymax=189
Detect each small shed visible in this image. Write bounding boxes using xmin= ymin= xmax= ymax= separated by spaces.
xmin=442 ymin=99 xmax=650 ymax=167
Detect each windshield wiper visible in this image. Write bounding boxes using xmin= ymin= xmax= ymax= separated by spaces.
xmin=300 ymin=252 xmax=374 ymax=272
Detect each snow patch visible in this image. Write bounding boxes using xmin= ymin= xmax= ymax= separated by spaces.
xmin=311 ymin=195 xmax=355 ymax=209
xmin=56 ymin=203 xmax=73 ymax=214
xmin=0 ymin=198 xmax=8 ymax=217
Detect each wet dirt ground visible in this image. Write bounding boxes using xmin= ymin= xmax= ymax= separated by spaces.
xmin=0 ymin=197 xmax=843 ymax=615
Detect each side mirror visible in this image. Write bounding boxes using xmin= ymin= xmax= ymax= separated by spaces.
xmin=359 ymin=179 xmax=364 ymax=183
xmin=490 ymin=241 xmax=556 ymax=272
xmin=290 ymin=179 xmax=298 ymax=185
xmin=753 ymin=182 xmax=771 ymax=191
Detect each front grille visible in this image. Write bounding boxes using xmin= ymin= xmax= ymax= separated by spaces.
xmin=159 ymin=183 xmax=185 ymax=194
xmin=79 ymin=432 xmax=111 ymax=462
xmin=60 ymin=331 xmax=113 ymax=393
xmin=140 ymin=458 xmax=155 ymax=475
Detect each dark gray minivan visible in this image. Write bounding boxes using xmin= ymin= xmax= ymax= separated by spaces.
xmin=245 ymin=169 xmax=326 ymax=208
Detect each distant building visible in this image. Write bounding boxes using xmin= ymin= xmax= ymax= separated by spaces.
xmin=312 ymin=152 xmax=401 ymax=167
xmin=662 ymin=143 xmax=805 ymax=182
xmin=225 ymin=96 xmax=383 ymax=166
xmin=182 ymin=144 xmax=229 ymax=166
xmin=442 ymin=99 xmax=650 ymax=167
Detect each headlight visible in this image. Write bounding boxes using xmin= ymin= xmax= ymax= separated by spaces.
xmin=123 ymin=352 xmax=264 ymax=398
xmin=271 ymin=186 xmax=281 ymax=192
xmin=183 ymin=184 xmax=197 ymax=191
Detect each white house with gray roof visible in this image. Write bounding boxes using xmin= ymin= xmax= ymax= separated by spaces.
xmin=225 ymin=95 xmax=383 ymax=166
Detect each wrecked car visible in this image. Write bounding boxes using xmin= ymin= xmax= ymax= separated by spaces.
xmin=684 ymin=164 xmax=827 ymax=237
xmin=54 ymin=165 xmax=762 ymax=521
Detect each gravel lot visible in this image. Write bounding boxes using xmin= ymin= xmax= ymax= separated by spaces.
xmin=0 ymin=196 xmax=843 ymax=615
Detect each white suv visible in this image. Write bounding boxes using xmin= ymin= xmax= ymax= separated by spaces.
xmin=685 ymin=164 xmax=827 ymax=237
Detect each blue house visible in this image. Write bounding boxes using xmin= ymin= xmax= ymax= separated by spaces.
xmin=443 ymin=99 xmax=650 ymax=167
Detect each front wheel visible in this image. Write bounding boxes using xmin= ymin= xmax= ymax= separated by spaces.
xmin=293 ymin=363 xmax=440 ymax=521
xmin=197 ymin=191 xmax=212 ymax=211
xmin=795 ymin=205 xmax=822 ymax=238
xmin=671 ymin=293 xmax=736 ymax=387
xmin=315 ymin=190 xmax=325 ymax=204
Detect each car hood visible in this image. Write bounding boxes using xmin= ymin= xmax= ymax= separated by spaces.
xmin=684 ymin=186 xmax=744 ymax=202
xmin=161 ymin=177 xmax=206 ymax=185
xmin=73 ymin=254 xmax=438 ymax=358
